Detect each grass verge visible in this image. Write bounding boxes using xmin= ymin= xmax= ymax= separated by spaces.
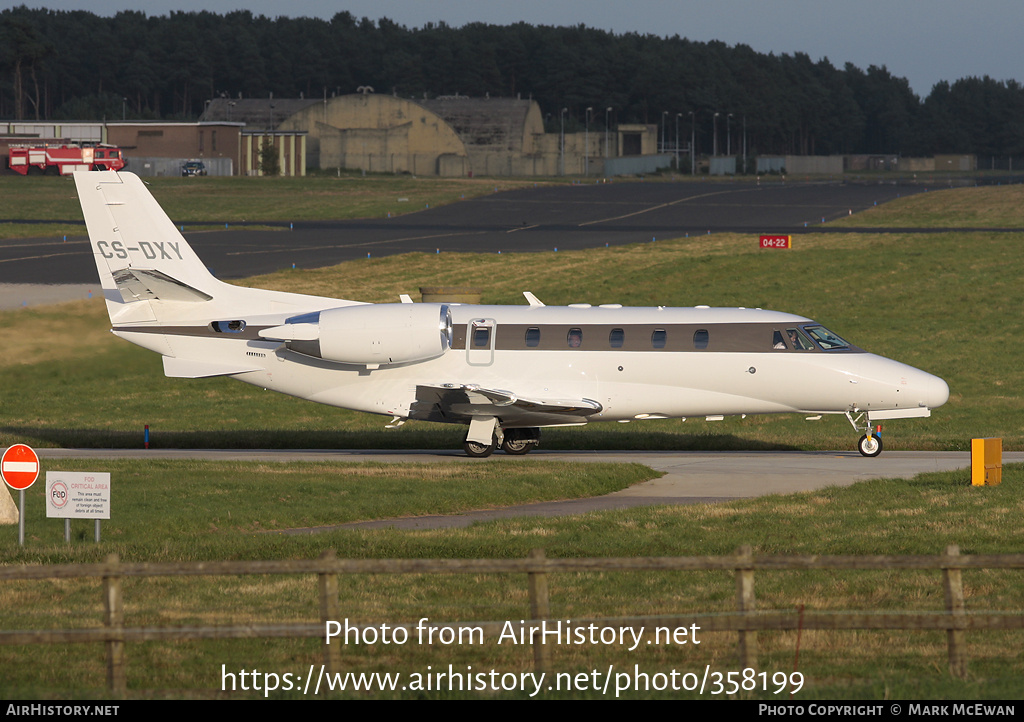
xmin=828 ymin=183 xmax=1024 ymax=227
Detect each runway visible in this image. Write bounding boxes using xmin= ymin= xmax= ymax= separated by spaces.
xmin=1 ymin=180 xmax=933 ymax=285
xmin=36 ymin=448 xmax=1021 ymax=531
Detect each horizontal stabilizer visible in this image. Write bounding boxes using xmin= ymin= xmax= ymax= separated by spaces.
xmin=163 ymin=356 xmax=262 ymax=379
xmin=113 ymin=268 xmax=213 ymax=303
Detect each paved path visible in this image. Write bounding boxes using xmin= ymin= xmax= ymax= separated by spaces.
xmin=35 ymin=448 xmax=1020 ymax=532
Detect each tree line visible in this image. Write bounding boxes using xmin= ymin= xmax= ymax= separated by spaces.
xmin=3 ymin=6 xmax=1023 ymax=158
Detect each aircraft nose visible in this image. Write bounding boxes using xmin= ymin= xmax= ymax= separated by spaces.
xmin=857 ymin=355 xmax=949 ymax=411
xmin=916 ymin=370 xmax=949 ymax=410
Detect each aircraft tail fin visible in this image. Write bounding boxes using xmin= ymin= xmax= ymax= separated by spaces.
xmin=74 ymin=170 xmax=224 ymax=322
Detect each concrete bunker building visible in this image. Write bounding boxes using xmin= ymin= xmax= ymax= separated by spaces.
xmin=207 ymin=93 xmax=546 ymax=176
xmin=203 ymin=93 xmax=658 ymax=177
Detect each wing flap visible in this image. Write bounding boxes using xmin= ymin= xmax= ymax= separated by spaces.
xmin=411 ymin=384 xmax=602 ymax=426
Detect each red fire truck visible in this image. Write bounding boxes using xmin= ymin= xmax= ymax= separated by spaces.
xmin=7 ymin=144 xmax=126 ymax=175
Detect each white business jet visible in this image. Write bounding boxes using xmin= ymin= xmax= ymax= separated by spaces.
xmin=74 ymin=171 xmax=948 ymax=457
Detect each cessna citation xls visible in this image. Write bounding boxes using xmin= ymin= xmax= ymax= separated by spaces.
xmin=74 ymin=171 xmax=949 ymax=457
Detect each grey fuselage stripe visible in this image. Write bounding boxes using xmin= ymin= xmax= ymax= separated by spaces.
xmin=113 ymin=321 xmax=865 ymax=354
xmin=454 ymin=322 xmax=865 ymax=354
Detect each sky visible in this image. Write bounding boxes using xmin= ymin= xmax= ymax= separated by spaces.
xmin=9 ymin=0 xmax=1023 ymax=97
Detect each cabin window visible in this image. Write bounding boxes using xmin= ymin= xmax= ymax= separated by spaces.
xmin=804 ymin=325 xmax=850 ymax=350
xmin=773 ymin=330 xmax=786 ymax=349
xmin=693 ymin=329 xmax=709 ymax=349
xmin=95 ymin=150 xmax=105 ymax=158
xmin=525 ymin=327 xmax=540 ymax=347
xmin=567 ymin=328 xmax=583 ymax=348
xmin=211 ymin=320 xmax=246 ymax=333
xmin=472 ymin=327 xmax=490 ymax=348
xmin=786 ymin=328 xmax=815 ymax=351
xmin=609 ymin=328 xmax=625 ymax=348
xmin=651 ymin=329 xmax=667 ymax=349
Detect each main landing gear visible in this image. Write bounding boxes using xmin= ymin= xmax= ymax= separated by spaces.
xmin=846 ymin=411 xmax=883 ymax=457
xmin=462 ymin=427 xmax=541 ymax=458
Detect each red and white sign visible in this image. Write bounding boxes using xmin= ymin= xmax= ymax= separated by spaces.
xmin=759 ymin=235 xmax=792 ymax=249
xmin=45 ymin=472 xmax=111 ymax=520
xmin=2 ymin=444 xmax=40 ymax=490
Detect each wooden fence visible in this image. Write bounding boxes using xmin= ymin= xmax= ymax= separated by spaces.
xmin=2 ymin=544 xmax=1023 ymax=694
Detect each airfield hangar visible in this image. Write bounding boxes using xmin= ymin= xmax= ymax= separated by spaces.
xmin=205 ymin=93 xmax=548 ymax=177
xmin=202 ymin=94 xmax=659 ymax=177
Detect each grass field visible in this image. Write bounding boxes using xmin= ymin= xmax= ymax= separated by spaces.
xmin=2 ymin=460 xmax=1022 ymax=699
xmin=830 ymin=183 xmax=1024 ymax=228
xmin=1 ymin=178 xmax=1022 ymax=699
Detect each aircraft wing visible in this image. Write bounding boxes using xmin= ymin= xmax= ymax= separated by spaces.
xmin=411 ymin=384 xmax=602 ymax=427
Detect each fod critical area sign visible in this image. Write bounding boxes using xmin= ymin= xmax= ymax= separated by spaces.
xmin=46 ymin=472 xmax=110 ymax=520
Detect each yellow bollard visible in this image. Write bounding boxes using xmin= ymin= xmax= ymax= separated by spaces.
xmin=971 ymin=438 xmax=1002 ymax=486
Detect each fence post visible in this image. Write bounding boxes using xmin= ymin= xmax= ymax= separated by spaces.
xmin=735 ymin=544 xmax=757 ymax=670
xmin=528 ymin=548 xmax=551 ymax=673
xmin=318 ymin=549 xmax=341 ymax=676
xmin=942 ymin=544 xmax=967 ymax=679
xmin=102 ymin=553 xmax=126 ymax=695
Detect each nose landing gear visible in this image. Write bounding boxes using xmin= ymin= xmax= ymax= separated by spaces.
xmin=846 ymin=411 xmax=883 ymax=457
xmin=857 ymin=432 xmax=883 ymax=457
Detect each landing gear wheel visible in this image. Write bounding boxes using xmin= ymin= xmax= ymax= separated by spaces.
xmin=463 ymin=438 xmax=496 ymax=458
xmin=500 ymin=428 xmax=540 ymax=455
xmin=501 ymin=438 xmax=537 ymax=455
xmin=858 ymin=433 xmax=882 ymax=457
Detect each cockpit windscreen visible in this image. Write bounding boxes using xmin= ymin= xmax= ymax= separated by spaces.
xmin=803 ymin=325 xmax=850 ymax=350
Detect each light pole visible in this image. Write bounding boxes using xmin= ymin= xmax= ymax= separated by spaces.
xmin=675 ymin=113 xmax=681 ymax=170
xmin=605 ymin=106 xmax=612 ymax=158
xmin=743 ymin=116 xmax=747 ymax=174
xmin=727 ymin=113 xmax=733 ymax=157
xmin=661 ymin=110 xmax=668 ymax=154
xmin=713 ymin=112 xmax=720 ymax=157
xmin=560 ymin=107 xmax=567 ymax=176
xmin=689 ymin=111 xmax=695 ymax=175
xmin=585 ymin=106 xmax=592 ymax=176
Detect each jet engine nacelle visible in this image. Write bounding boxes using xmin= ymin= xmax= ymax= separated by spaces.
xmin=262 ymin=303 xmax=453 ymax=367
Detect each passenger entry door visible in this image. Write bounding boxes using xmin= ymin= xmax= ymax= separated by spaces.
xmin=466 ymin=318 xmax=495 ymax=366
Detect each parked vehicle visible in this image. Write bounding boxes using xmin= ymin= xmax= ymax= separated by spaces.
xmin=8 ymin=144 xmax=125 ymax=175
xmin=181 ymin=160 xmax=207 ymax=176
